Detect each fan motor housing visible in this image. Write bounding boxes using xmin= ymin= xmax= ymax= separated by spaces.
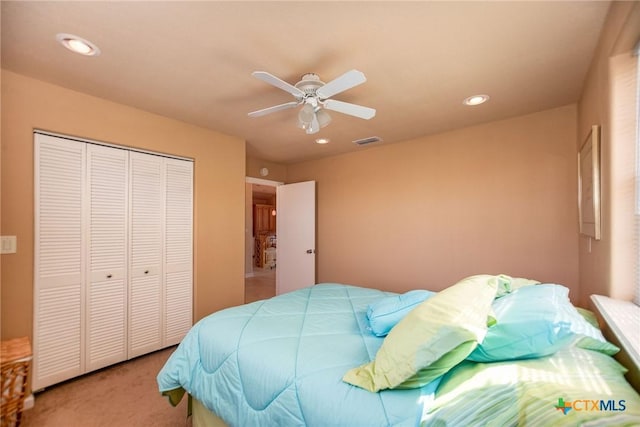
xmin=295 ymin=73 xmax=325 ymax=95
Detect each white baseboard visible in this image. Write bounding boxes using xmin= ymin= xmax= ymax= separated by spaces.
xmin=24 ymin=393 xmax=34 ymax=410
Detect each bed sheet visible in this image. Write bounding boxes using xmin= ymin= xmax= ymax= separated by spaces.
xmin=422 ymin=345 xmax=640 ymax=426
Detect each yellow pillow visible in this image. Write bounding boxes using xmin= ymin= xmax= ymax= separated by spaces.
xmin=343 ymin=275 xmax=499 ymax=392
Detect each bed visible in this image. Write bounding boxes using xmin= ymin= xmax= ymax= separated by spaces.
xmin=157 ymin=275 xmax=640 ymax=426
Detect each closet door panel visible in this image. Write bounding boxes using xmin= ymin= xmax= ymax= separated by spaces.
xmin=35 ymin=132 xmax=195 ymax=388
xmin=33 ymin=134 xmax=85 ymax=390
xmin=128 ymin=152 xmax=163 ymax=357
xmin=164 ymin=159 xmax=193 ymax=346
xmin=86 ymin=145 xmax=128 ymax=371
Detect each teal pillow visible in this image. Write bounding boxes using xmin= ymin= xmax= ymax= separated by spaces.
xmin=343 ymin=275 xmax=499 ymax=392
xmin=467 ymin=284 xmax=618 ymax=362
xmin=366 ymin=290 xmax=435 ymax=337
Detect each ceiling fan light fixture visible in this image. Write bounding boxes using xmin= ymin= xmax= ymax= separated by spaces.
xmin=296 ymin=116 xmax=306 ymax=130
xmin=316 ymin=109 xmax=331 ymax=128
xmin=56 ymin=33 xmax=100 ymax=56
xmin=297 ymin=115 xmax=320 ymax=134
xmin=298 ymin=103 xmax=315 ymax=124
xmin=305 ymin=120 xmax=320 ymax=134
xmin=463 ymin=94 xmax=490 ymax=106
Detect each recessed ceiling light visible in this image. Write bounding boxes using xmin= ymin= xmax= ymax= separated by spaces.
xmin=463 ymin=94 xmax=490 ymax=106
xmin=315 ymin=138 xmax=330 ymax=144
xmin=56 ymin=33 xmax=101 ymax=56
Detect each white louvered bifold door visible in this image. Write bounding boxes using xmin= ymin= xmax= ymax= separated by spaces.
xmin=86 ymin=145 xmax=129 ymax=371
xmin=33 ymin=134 xmax=86 ymax=390
xmin=35 ymin=132 xmax=194 ymax=388
xmin=128 ymin=152 xmax=163 ymax=358
xmin=163 ymin=159 xmax=193 ymax=346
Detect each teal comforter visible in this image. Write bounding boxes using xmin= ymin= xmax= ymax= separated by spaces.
xmin=157 ymin=284 xmax=440 ymax=426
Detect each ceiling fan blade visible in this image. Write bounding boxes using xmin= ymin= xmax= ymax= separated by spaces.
xmin=316 ymin=69 xmax=366 ymax=99
xmin=322 ymin=99 xmax=376 ymax=120
xmin=252 ymin=71 xmax=305 ymax=98
xmin=248 ymin=101 xmax=300 ymax=118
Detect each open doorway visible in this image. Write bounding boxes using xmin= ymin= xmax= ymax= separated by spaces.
xmin=245 ymin=177 xmax=281 ymax=303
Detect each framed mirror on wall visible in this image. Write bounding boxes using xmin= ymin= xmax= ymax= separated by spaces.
xmin=578 ymin=124 xmax=601 ymax=240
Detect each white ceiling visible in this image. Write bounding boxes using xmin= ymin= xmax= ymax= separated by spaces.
xmin=1 ymin=1 xmax=611 ymax=164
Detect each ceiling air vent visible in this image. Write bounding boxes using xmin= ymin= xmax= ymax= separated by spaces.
xmin=352 ymin=136 xmax=382 ymax=146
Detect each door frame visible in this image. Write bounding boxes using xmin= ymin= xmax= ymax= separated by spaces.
xmin=245 ymin=177 xmax=283 ymax=278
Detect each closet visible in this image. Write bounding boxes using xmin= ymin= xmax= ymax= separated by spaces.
xmin=33 ymin=132 xmax=193 ymax=390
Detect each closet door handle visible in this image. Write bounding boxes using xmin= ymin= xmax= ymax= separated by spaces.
xmin=144 ymin=270 xmax=149 ymax=274
xmin=106 ymin=274 xmax=113 ymax=279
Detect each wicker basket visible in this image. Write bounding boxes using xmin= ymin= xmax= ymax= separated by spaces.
xmin=1 ymin=337 xmax=32 ymax=427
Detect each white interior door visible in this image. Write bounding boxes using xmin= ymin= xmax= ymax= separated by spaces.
xmin=276 ymin=181 xmax=316 ymax=295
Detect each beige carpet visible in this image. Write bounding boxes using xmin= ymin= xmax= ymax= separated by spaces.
xmin=21 ymin=347 xmax=188 ymax=427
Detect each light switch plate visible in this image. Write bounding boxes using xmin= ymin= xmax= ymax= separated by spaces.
xmin=1 ymin=236 xmax=17 ymax=254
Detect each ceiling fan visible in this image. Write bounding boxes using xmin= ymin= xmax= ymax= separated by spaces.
xmin=248 ymin=69 xmax=376 ymax=134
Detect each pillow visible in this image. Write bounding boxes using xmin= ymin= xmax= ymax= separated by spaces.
xmin=366 ymin=290 xmax=435 ymax=337
xmin=466 ymin=284 xmax=618 ymax=363
xmin=494 ymin=274 xmax=540 ymax=298
xmin=343 ymin=275 xmax=499 ymax=392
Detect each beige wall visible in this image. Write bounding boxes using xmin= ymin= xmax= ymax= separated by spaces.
xmin=577 ymin=1 xmax=640 ymax=306
xmin=288 ymin=105 xmax=580 ymax=299
xmin=246 ymin=156 xmax=287 ymax=182
xmin=1 ymin=71 xmax=246 ymax=341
